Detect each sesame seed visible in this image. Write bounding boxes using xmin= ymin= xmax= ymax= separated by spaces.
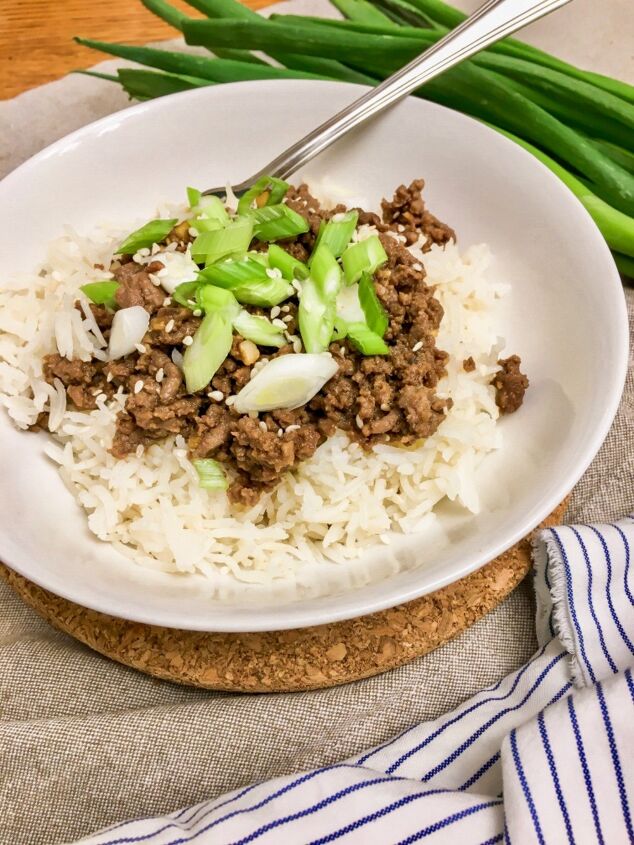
xmin=188 ymin=227 xmax=199 ymax=238
xmin=282 ymin=314 xmax=293 ymax=323
xmin=148 ymin=274 xmax=161 ymax=287
xmin=138 ymin=247 xmax=151 ymax=257
xmin=293 ymin=340 xmax=303 ymax=353
xmin=412 ymin=341 xmax=423 ymax=352
xmin=133 ymin=253 xmax=144 ymax=264
xmin=340 ymin=347 xmax=347 ymax=356
xmin=397 ymin=224 xmax=405 ymax=232
xmin=277 ymin=428 xmax=284 ymax=438
xmin=165 ymin=319 xmax=175 ymax=333
xmin=380 ymin=403 xmax=390 ymax=412
xmin=208 ymin=390 xmax=224 ymax=401
xmin=225 ymin=395 xmax=236 ymax=406
xmin=155 ymin=368 xmax=164 ymax=383
xmin=272 ymin=318 xmax=287 ymax=329
xmin=163 ymin=297 xmax=172 ymax=307
xmin=412 ymin=262 xmax=423 ymax=272
xmin=355 ymin=414 xmax=364 ymax=429
xmin=259 ymin=420 xmax=268 ymax=432
xmin=193 ymin=309 xmax=202 ymax=317
xmin=106 ymin=372 xmax=114 ymax=383
xmin=281 ymin=305 xmax=291 ymax=313
xmin=270 ymin=306 xmax=281 ymax=319
xmin=151 ymin=243 xmax=161 ymax=255
xmin=135 ymin=445 xmax=145 ymax=458
xmin=135 ymin=343 xmax=147 ymax=354
xmin=286 ymin=424 xmax=300 ymax=433
xmin=182 ymin=335 xmax=193 ymax=346
xmin=134 ymin=380 xmax=144 ymax=394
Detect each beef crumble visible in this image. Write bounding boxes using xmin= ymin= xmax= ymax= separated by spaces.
xmin=41 ymin=180 xmax=527 ymax=505
xmin=492 ymin=355 xmax=529 ymax=414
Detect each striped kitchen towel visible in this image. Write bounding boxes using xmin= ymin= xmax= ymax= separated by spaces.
xmin=74 ymin=518 xmax=634 ymax=845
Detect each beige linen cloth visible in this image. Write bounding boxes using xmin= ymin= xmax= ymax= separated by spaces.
xmin=0 ymin=2 xmax=632 ymax=842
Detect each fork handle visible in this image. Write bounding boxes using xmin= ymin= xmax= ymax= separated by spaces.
xmin=250 ymin=0 xmax=571 ymax=183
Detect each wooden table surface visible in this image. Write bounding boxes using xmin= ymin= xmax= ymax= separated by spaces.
xmin=0 ymin=0 xmax=270 ymax=100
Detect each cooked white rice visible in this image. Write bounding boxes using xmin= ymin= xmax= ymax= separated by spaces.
xmin=0 ymin=209 xmax=508 ymax=583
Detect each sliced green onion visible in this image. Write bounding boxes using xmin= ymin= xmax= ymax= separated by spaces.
xmin=267 ymin=243 xmax=309 ymax=280
xmin=298 ymin=277 xmax=335 ymax=354
xmin=198 ymin=259 xmax=293 ymax=306
xmin=187 ymin=186 xmax=202 ymax=207
xmin=335 ymin=283 xmax=365 ymax=324
xmin=192 ymin=217 xmax=223 ymax=233
xmin=115 ymin=218 xmax=178 ymax=255
xmin=346 ymin=322 xmax=390 ymax=355
xmin=183 ymin=310 xmax=233 ymax=393
xmin=80 ymin=280 xmax=119 ymax=309
xmin=191 ymin=216 xmax=253 ymax=265
xmin=233 ymin=310 xmax=286 ymax=347
xmin=232 ymin=353 xmax=339 ymax=413
xmin=298 ymin=244 xmax=342 ymax=354
xmin=229 ymin=276 xmax=294 ymax=307
xmin=358 ymin=272 xmax=389 ymax=337
xmin=332 ymin=317 xmax=349 ymax=341
xmin=247 ymin=204 xmax=309 ymax=242
xmin=197 ymin=255 xmax=269 ymax=288
xmin=310 ymin=243 xmax=342 ymax=299
xmin=237 ymin=175 xmax=290 ymax=215
xmin=246 ymin=250 xmax=271 ymax=267
xmin=172 ymin=280 xmax=200 ymax=309
xmin=341 ymin=235 xmax=388 ymax=285
xmin=195 ymin=195 xmax=230 ymax=227
xmin=311 ymin=210 xmax=359 ymax=259
xmin=192 ymin=458 xmax=228 ymax=490
xmin=196 ymin=284 xmax=240 ymax=319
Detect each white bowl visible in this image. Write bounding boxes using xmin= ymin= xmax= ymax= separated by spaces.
xmin=0 ymin=81 xmax=627 ymax=631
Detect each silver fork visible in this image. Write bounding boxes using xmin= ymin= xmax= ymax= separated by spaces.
xmin=203 ymin=0 xmax=571 ymax=197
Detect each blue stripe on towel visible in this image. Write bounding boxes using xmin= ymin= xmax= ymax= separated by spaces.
xmin=595 ymin=681 xmax=633 ymax=841
xmin=537 ymin=711 xmax=574 ymax=844
xmin=510 ymin=729 xmax=544 ymax=845
xmin=567 ymin=695 xmax=604 ymax=845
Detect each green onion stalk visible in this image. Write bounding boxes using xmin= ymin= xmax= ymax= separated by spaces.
xmin=74 ymin=0 xmax=634 ymax=279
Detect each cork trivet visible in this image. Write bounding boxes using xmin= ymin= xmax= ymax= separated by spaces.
xmin=0 ymin=501 xmax=566 ymax=692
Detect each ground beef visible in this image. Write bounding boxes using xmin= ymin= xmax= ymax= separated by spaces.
xmin=113 ymin=261 xmax=166 ymax=313
xmin=492 ymin=355 xmax=529 ymax=414
xmin=42 ymin=353 xmax=110 ymax=410
xmin=40 ymin=179 xmax=527 ymax=504
xmin=89 ymin=303 xmax=114 ymax=332
xmin=148 ymin=307 xmax=201 ymax=346
xmin=43 ymin=355 xmax=95 ymax=386
xmin=381 ymin=179 xmax=455 ymax=250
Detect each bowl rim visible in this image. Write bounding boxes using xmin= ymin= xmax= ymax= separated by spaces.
xmin=0 ymin=79 xmax=629 ymax=631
